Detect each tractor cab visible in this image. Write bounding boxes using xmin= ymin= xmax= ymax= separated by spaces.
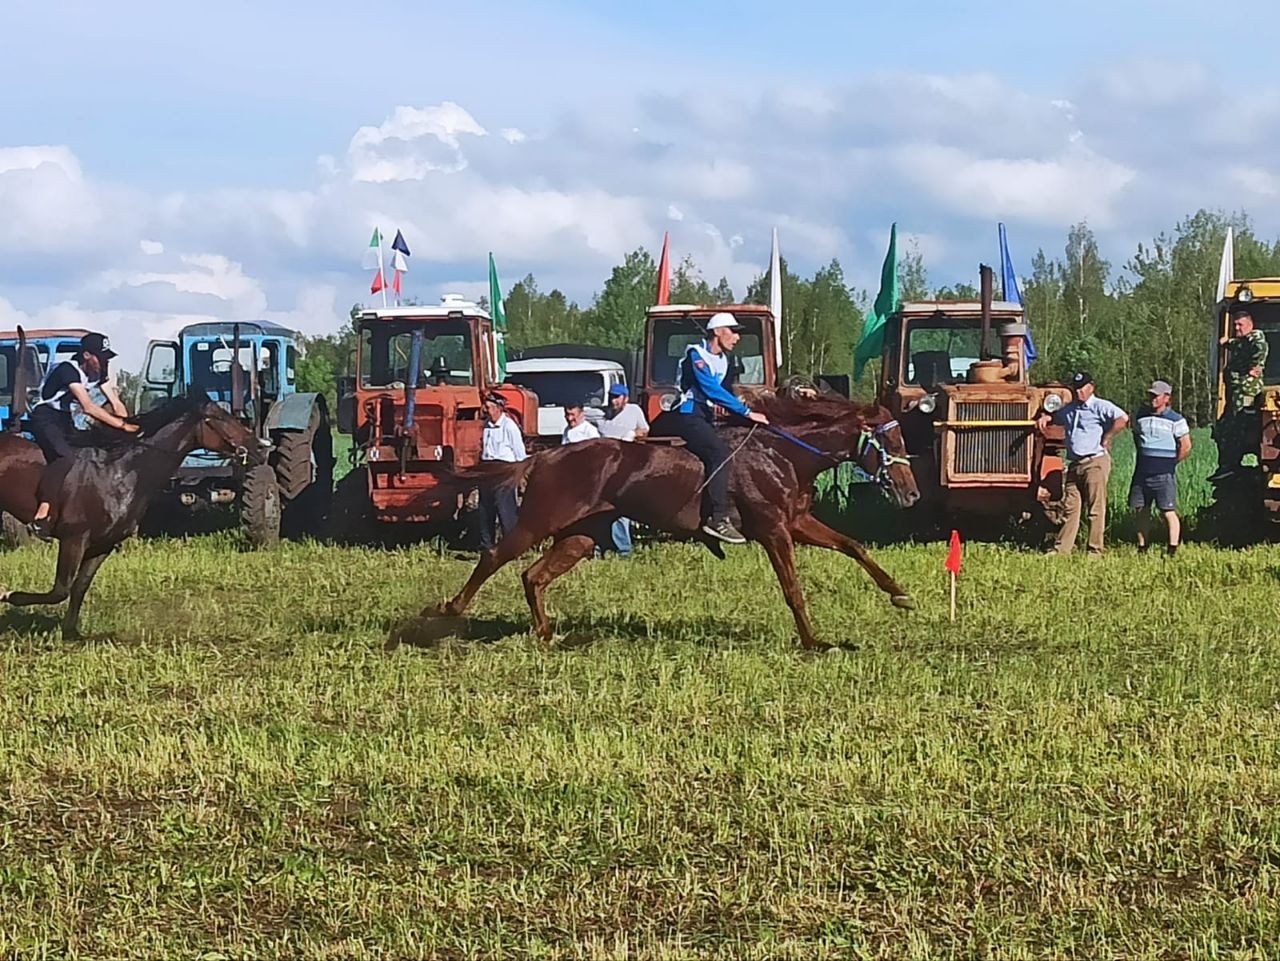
xmin=337 ymin=295 xmax=537 ymax=524
xmin=639 ymin=303 xmax=778 ymax=422
xmin=879 ymin=272 xmax=1069 ymax=523
xmin=0 ymin=328 xmax=77 ymax=429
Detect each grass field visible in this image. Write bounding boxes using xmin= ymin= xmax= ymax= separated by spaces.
xmin=3 ymin=428 xmax=1279 ymax=959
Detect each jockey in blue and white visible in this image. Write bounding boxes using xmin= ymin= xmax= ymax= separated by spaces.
xmin=657 ymin=312 xmax=769 ymax=544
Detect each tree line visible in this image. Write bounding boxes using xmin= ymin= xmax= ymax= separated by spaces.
xmin=297 ymin=209 xmax=1277 ymax=425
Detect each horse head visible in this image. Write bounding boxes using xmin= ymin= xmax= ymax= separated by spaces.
xmin=853 ymin=408 xmax=919 ymax=509
xmin=191 ymin=395 xmax=268 ymax=467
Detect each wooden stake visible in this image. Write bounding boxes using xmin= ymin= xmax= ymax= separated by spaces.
xmin=949 ymin=571 xmax=957 ymax=623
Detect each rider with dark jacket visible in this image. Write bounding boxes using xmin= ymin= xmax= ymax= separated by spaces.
xmin=28 ymin=332 xmax=138 ymax=538
xmin=654 ymin=312 xmax=769 ymax=544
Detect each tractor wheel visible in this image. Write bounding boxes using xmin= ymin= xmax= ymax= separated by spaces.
xmin=241 ymin=463 xmax=282 ymax=549
xmin=327 ymin=467 xmax=375 ymax=544
xmin=275 ymin=402 xmax=335 ymax=541
xmin=0 ymin=512 xmax=32 ymax=550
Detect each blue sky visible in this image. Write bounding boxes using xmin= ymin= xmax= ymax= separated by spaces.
xmin=2 ymin=0 xmax=1278 ymax=369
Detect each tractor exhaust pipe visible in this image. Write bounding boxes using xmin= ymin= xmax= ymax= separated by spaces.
xmin=230 ymin=323 xmax=244 ymax=415
xmin=401 ymin=328 xmax=423 ymax=478
xmin=979 ymin=264 xmax=995 ymax=361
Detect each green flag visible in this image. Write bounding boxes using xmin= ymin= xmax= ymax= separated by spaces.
xmin=488 ymin=252 xmax=508 ymax=381
xmin=853 ymin=223 xmax=899 ymax=378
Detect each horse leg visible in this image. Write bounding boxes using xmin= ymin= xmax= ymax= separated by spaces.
xmin=1 ymin=532 xmax=88 ymax=609
xmin=428 ymin=523 xmax=540 ymax=618
xmin=757 ymin=528 xmax=829 ymax=652
xmin=521 ymin=533 xmax=596 ymax=643
xmin=61 ymin=548 xmax=113 ymax=640
xmin=791 ymin=513 xmax=914 ymax=609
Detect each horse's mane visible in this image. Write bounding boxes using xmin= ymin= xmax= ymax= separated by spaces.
xmin=753 ymin=392 xmax=884 ymax=427
xmin=76 ymin=391 xmax=207 ymax=449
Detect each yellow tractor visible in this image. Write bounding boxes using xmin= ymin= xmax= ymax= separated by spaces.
xmin=1211 ymin=279 xmax=1280 ymax=524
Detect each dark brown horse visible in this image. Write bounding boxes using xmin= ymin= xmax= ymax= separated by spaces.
xmin=424 ymin=394 xmax=921 ymax=651
xmin=0 ymin=393 xmax=262 ymax=639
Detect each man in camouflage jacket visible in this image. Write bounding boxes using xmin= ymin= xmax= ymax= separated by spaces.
xmin=1211 ymin=305 xmax=1269 ymax=482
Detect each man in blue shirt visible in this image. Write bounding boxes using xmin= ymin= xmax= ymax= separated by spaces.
xmin=650 ymin=312 xmax=769 ymax=544
xmin=1036 ymin=371 xmax=1129 ymax=555
xmin=1130 ymin=379 xmax=1191 ymax=556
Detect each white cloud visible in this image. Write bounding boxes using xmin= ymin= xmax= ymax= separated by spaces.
xmin=347 ymin=103 xmax=487 ymax=182
xmin=139 ymin=239 xmax=164 ymax=255
xmin=500 ymin=128 xmax=527 ymax=144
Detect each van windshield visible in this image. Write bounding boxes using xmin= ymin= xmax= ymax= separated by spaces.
xmin=506 ymin=371 xmax=607 ymax=408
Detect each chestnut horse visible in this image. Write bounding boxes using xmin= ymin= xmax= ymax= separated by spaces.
xmin=0 ymin=393 xmax=262 ymax=638
xmin=425 ymin=394 xmax=920 ymax=651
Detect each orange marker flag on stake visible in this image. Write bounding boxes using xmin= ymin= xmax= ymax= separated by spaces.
xmin=945 ymin=529 xmax=962 ymax=622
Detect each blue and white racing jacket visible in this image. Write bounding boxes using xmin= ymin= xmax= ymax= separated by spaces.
xmin=677 ymin=341 xmax=752 ymax=420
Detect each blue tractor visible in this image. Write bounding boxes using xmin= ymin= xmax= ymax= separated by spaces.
xmin=136 ymin=321 xmax=334 ymax=547
xmin=1 ymin=327 xmax=93 ymax=547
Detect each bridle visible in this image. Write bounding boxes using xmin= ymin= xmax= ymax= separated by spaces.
xmin=762 ymin=416 xmax=911 ymax=491
xmin=196 ymin=411 xmax=253 ymax=464
xmin=854 ymin=419 xmax=912 ymax=490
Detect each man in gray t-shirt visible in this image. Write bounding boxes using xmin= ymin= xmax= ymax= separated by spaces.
xmin=596 ymin=384 xmax=648 ymax=556
xmin=598 ymin=385 xmax=649 ymax=441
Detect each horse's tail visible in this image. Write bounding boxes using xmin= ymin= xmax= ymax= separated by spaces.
xmin=423 ymin=457 xmax=537 ymax=505
xmin=7 ymin=326 xmax=29 ymax=432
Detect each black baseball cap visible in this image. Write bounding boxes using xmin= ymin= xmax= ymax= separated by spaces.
xmin=80 ymin=332 xmax=117 ymax=360
xmin=1069 ymin=371 xmax=1093 ymax=389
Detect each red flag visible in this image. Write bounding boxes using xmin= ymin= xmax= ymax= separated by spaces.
xmin=371 ymin=269 xmax=385 ymax=295
xmin=945 ymin=530 xmax=962 ymax=575
xmin=655 ymin=231 xmax=670 ymax=306
xmin=392 ymin=270 xmax=402 ymax=296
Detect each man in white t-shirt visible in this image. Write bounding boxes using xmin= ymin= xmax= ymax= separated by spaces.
xmin=598 ymin=383 xmax=649 ymax=442
xmin=561 ymin=402 xmax=600 ymax=445
xmin=596 ymin=383 xmax=649 ymax=558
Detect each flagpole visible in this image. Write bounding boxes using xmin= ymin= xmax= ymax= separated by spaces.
xmin=377 ymin=233 xmax=388 ymax=308
xmin=949 ymin=571 xmax=956 ymax=623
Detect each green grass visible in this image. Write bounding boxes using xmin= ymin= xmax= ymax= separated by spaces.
xmin=2 ymin=506 xmax=1280 ymax=957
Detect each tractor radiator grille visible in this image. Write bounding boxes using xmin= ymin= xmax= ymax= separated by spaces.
xmin=952 ymin=401 xmax=1031 ymax=476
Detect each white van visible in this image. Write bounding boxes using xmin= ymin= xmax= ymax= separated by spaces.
xmin=504 ymin=357 xmax=626 ymax=440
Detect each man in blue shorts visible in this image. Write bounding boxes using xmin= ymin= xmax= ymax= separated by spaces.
xmin=1130 ymin=379 xmax=1192 ymax=556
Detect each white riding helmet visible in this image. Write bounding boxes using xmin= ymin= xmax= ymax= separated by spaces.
xmin=705 ymin=312 xmax=740 ymax=332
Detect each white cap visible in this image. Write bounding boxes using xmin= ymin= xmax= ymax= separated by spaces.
xmin=705 ymin=312 xmax=740 ymax=331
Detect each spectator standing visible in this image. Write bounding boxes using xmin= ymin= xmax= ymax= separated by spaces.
xmin=1130 ymin=379 xmax=1192 ymax=557
xmin=1036 ymin=371 xmax=1129 ymax=556
xmin=476 ymin=393 xmax=526 ymax=551
xmin=597 ymin=383 xmax=649 ymax=557
xmin=561 ymin=402 xmax=600 ymax=445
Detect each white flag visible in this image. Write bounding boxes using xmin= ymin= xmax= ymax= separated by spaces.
xmin=392 ymin=249 xmax=409 ymax=273
xmin=1215 ymin=226 xmax=1234 ymax=303
xmin=769 ymin=227 xmax=783 ymax=366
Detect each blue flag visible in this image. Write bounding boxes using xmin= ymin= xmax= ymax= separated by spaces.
xmin=391 ymin=229 xmax=411 ymax=257
xmin=998 ymin=223 xmax=1037 ymax=366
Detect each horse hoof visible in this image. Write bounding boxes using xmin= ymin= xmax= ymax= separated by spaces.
xmin=891 ymin=594 xmax=915 ymax=610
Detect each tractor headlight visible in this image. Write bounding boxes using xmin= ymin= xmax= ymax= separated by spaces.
xmin=1238 ymin=286 xmax=1255 ymax=303
xmin=1043 ymin=392 xmax=1064 ymax=413
xmin=917 ymin=393 xmax=938 ymax=414
xmin=659 ymin=392 xmax=680 ymax=412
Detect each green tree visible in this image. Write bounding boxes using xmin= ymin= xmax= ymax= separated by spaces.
xmin=898 ymin=238 xmax=930 ymax=301
xmin=586 ymin=247 xmax=658 ymax=349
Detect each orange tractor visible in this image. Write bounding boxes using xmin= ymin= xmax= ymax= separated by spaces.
xmin=332 ymin=295 xmax=537 ymax=538
xmin=638 ymin=303 xmax=781 ymax=420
